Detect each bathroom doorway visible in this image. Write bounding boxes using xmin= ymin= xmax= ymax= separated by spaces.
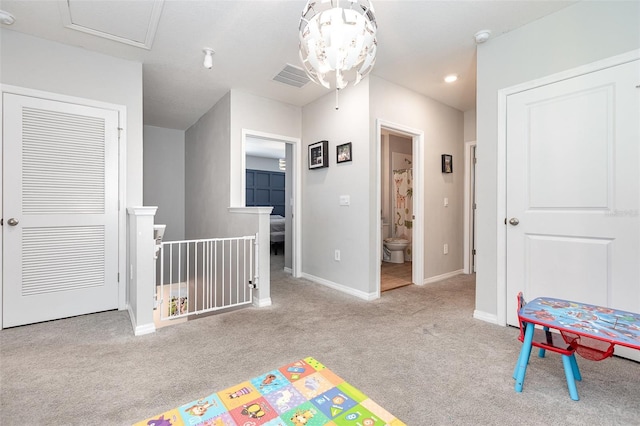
xmin=377 ymin=121 xmax=424 ymax=295
xmin=381 ymin=130 xmax=413 ymax=291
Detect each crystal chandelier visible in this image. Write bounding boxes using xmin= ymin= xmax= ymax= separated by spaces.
xmin=299 ymin=0 xmax=377 ymax=97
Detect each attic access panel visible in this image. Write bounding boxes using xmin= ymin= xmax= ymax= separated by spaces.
xmin=58 ymin=0 xmax=164 ymax=49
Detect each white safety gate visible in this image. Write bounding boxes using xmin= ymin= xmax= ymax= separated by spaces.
xmin=156 ymin=235 xmax=257 ymax=321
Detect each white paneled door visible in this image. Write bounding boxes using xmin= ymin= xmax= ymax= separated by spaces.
xmin=505 ymin=60 xmax=639 ymax=358
xmin=3 ymin=93 xmax=119 ymax=328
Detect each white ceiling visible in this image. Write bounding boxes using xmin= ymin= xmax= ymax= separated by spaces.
xmin=246 ymin=136 xmax=286 ymax=159
xmin=0 ymin=0 xmax=576 ymax=131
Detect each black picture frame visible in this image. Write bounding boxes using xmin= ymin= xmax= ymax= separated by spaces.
xmin=441 ymin=154 xmax=453 ymax=173
xmin=308 ymin=140 xmax=329 ymax=169
xmin=336 ymin=142 xmax=352 ymax=164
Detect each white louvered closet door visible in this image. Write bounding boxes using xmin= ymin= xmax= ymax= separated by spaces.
xmin=3 ymin=93 xmax=119 ymax=328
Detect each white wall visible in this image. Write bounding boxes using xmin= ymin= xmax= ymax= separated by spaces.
xmin=370 ymin=76 xmax=464 ymax=280
xmin=475 ymin=1 xmax=640 ymax=318
xmin=143 ymin=125 xmax=185 ymax=241
xmin=0 ymin=29 xmax=143 ymax=207
xmin=302 ymin=80 xmax=373 ymax=294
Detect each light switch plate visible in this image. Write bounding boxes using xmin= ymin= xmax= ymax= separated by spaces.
xmin=339 ymin=195 xmax=350 ymax=206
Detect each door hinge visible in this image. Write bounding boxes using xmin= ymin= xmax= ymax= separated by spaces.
xmin=117 ymin=127 xmax=124 ymax=141
xmin=472 ymin=249 xmax=476 ymax=255
xmin=473 ymin=203 xmax=477 ymax=210
xmin=117 ymin=273 xmax=120 ymax=282
xmin=0 ymin=218 xmax=2 ymax=226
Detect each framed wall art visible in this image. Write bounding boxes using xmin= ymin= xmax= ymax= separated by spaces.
xmin=336 ymin=142 xmax=352 ymax=164
xmin=308 ymin=140 xmax=329 ymax=169
xmin=441 ymin=154 xmax=453 ymax=173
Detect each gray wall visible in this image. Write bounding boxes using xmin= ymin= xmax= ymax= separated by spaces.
xmin=302 ymin=80 xmax=372 ymax=294
xmin=185 ymin=93 xmax=256 ymax=239
xmin=475 ymin=0 xmax=640 ymax=319
xmin=143 ymin=125 xmax=185 ymax=241
xmin=370 ymin=76 xmax=465 ymax=281
xmin=464 ymin=109 xmax=476 ymax=142
xmin=185 ymin=90 xmax=301 ymax=241
xmin=300 ymin=75 xmax=465 ymax=296
xmin=230 ymin=91 xmax=302 ymax=208
xmin=284 ymin=144 xmax=293 ymax=269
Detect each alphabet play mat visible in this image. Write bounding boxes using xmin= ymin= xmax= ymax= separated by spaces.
xmin=134 ymin=357 xmax=406 ymax=426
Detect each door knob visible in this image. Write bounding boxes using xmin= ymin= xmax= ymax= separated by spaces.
xmin=508 ymin=217 xmax=519 ymax=226
xmin=7 ymin=218 xmax=19 ymax=226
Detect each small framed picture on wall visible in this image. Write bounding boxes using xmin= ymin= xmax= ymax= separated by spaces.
xmin=308 ymin=140 xmax=329 ymax=169
xmin=441 ymin=154 xmax=453 ymax=173
xmin=336 ymin=142 xmax=352 ymax=164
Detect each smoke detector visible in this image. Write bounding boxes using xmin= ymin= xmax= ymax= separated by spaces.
xmin=474 ymin=30 xmax=491 ymax=44
xmin=0 ymin=10 xmax=15 ymax=25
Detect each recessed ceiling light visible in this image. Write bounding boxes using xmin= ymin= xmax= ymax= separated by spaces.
xmin=444 ymin=74 xmax=458 ymax=83
xmin=0 ymin=10 xmax=15 ymax=25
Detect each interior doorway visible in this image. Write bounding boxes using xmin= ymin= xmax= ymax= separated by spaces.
xmin=376 ymin=120 xmax=424 ymax=297
xmin=242 ymin=130 xmax=301 ymax=278
xmin=380 ymin=130 xmax=413 ymax=292
xmin=2 ymin=88 xmax=125 ymax=328
xmin=464 ymin=141 xmax=477 ymax=274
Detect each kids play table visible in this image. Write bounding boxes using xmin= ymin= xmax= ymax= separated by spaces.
xmin=514 ymin=296 xmax=640 ymax=400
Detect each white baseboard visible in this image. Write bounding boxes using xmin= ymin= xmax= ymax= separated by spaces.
xmin=253 ymin=297 xmax=272 ymax=307
xmin=127 ymin=306 xmax=156 ymax=336
xmin=301 ymin=273 xmax=378 ymax=301
xmin=473 ymin=310 xmax=499 ymax=325
xmin=134 ymin=323 xmax=157 ymax=336
xmin=421 ymin=269 xmax=464 ymax=285
xmin=284 ymin=267 xmax=292 ymax=274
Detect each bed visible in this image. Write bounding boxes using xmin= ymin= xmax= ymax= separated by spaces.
xmin=270 ymin=215 xmax=285 ymax=254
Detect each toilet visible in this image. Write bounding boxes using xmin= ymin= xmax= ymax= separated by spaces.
xmin=383 ymin=238 xmax=409 ymax=264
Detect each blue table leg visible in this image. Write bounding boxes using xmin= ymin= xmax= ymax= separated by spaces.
xmin=561 ymin=354 xmax=580 ymax=401
xmin=515 ymin=321 xmax=535 ymax=393
xmin=538 ymin=326 xmax=549 ymax=358
xmin=570 ymin=354 xmax=581 ymax=382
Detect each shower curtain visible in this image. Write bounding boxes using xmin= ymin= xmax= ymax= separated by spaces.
xmin=393 ymin=168 xmax=413 ymax=261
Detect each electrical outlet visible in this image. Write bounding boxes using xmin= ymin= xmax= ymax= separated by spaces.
xmin=443 ymin=244 xmax=449 ymax=254
xmin=335 ymin=250 xmax=341 ymax=261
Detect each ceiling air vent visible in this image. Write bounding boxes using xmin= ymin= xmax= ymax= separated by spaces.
xmin=273 ymin=64 xmax=311 ymax=88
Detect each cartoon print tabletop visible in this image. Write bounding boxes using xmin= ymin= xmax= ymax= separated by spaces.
xmin=134 ymin=357 xmax=406 ymax=426
xmin=520 ymin=297 xmax=640 ymax=350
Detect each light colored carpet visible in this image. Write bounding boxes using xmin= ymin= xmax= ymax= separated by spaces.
xmin=1 ymin=254 xmax=638 ymax=425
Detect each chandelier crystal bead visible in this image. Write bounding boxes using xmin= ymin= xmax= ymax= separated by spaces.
xmin=299 ymin=0 xmax=377 ymax=91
